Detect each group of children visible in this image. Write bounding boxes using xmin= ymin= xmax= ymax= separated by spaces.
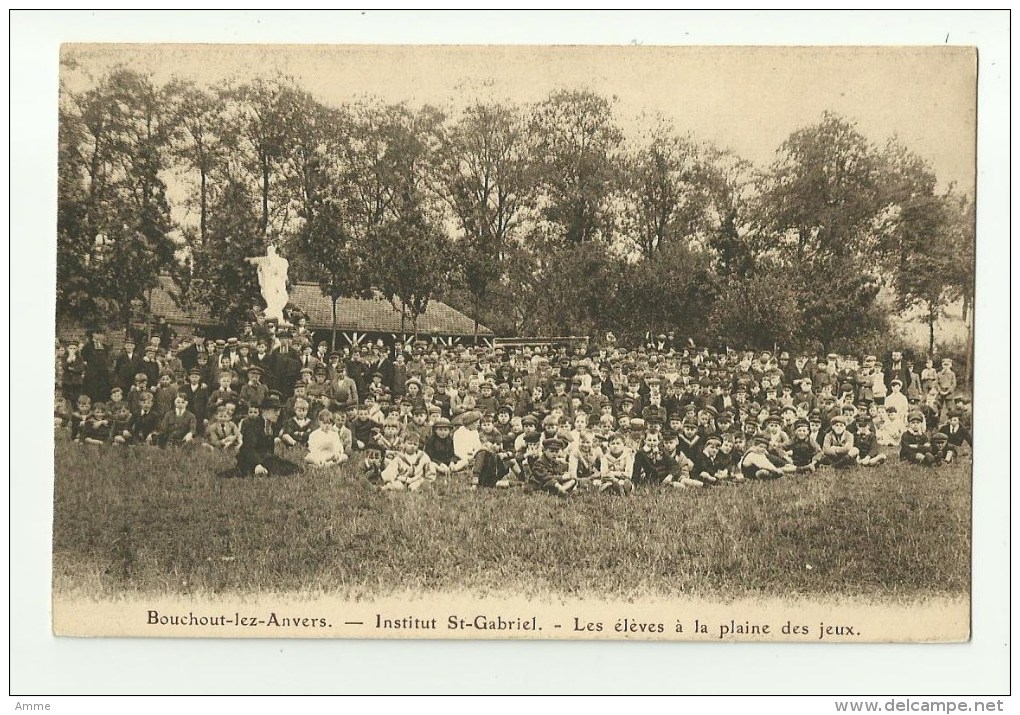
xmin=56 ymin=328 xmax=973 ymax=496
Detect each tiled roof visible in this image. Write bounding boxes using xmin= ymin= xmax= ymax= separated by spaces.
xmin=149 ymin=276 xmax=491 ymax=336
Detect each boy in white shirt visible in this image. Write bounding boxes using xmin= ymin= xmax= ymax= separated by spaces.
xmin=305 ymin=409 xmax=348 ymax=467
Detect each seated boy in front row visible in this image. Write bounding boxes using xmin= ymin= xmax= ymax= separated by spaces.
xmin=205 ymin=402 xmax=241 ymax=454
xmin=900 ymin=412 xmax=937 ymax=465
xmin=305 ymin=408 xmax=348 ymax=467
xmin=525 ymin=437 xmax=576 ymax=496
xmin=738 ymin=434 xmax=792 ymax=480
xmin=595 ymin=432 xmax=634 ymax=495
xmin=381 ymin=433 xmax=436 ymax=492
xmin=690 ymin=434 xmax=730 ymax=486
xmin=78 ymin=402 xmax=111 ymax=445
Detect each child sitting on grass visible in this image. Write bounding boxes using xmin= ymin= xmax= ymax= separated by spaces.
xmin=279 ymin=397 xmax=314 ymax=448
xmin=205 ymin=402 xmax=241 ymax=454
xmin=54 ymin=388 xmax=71 ymax=432
xmin=633 ymin=432 xmax=701 ymax=489
xmin=525 ymin=437 xmax=576 ymax=497
xmin=109 ymin=402 xmax=134 ymax=445
xmin=78 ymin=402 xmax=110 ymax=445
xmin=690 ymin=434 xmax=729 ymax=486
xmin=364 ymin=416 xmax=402 ymax=481
xmin=424 ymin=418 xmax=460 ymax=475
xmin=305 ymin=409 xmax=348 ymax=467
xmin=595 ymin=432 xmax=635 ymax=495
xmin=568 ymin=430 xmax=602 ymax=489
xmin=900 ymin=412 xmax=937 ymax=465
xmin=853 ymin=418 xmax=887 ymax=467
xmin=157 ymin=392 xmax=198 ymax=447
xmin=69 ymin=394 xmax=92 ymax=441
xmin=381 ymin=433 xmax=436 ymax=492
xmin=785 ymin=418 xmax=821 ymax=473
xmin=738 ymin=434 xmax=791 ymax=480
xmin=817 ymin=415 xmax=860 ymax=469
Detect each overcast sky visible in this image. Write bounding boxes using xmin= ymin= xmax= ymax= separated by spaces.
xmin=64 ymin=43 xmax=976 ymax=191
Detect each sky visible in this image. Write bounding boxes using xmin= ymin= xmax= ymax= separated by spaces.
xmin=62 ymin=43 xmax=976 ymax=191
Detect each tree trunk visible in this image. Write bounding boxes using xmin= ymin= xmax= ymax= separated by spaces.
xmin=928 ymin=305 xmax=936 ymax=357
xmin=473 ymin=293 xmax=480 ymax=346
xmin=400 ymin=302 xmax=406 ymax=343
xmin=199 ymin=168 xmax=207 ymax=244
xmin=261 ymin=158 xmax=270 ymax=239
xmin=331 ymin=296 xmax=338 ymax=350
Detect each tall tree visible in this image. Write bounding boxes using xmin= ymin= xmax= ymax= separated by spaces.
xmin=164 ymin=79 xmax=227 ymax=245
xmin=370 ymin=200 xmax=458 ymax=338
xmin=438 ymin=101 xmax=534 ymax=339
xmin=57 ymin=68 xmax=178 ymax=328
xmin=620 ymin=123 xmax=716 ymax=259
xmin=220 ymin=77 xmax=304 ymax=241
xmin=530 ymin=90 xmax=623 ymax=245
xmin=610 ymin=242 xmax=718 ymax=344
xmin=298 ymin=198 xmax=374 ymax=349
xmin=893 ymin=189 xmax=974 ymax=356
xmin=710 ymin=262 xmax=801 ymax=351
xmin=758 ymin=112 xmax=892 ymax=350
xmin=189 ymin=180 xmax=264 ymax=329
xmin=761 ymin=111 xmax=887 ymax=261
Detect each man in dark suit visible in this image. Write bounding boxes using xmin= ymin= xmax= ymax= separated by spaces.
xmin=178 ymin=331 xmax=205 ymax=371
xmin=113 ymin=336 xmax=143 ymax=392
xmin=234 ymin=393 xmax=299 ymax=477
xmin=272 ymin=340 xmax=302 ymax=400
xmin=81 ymin=327 xmax=113 ymax=402
xmin=938 ymin=412 xmax=973 ymax=455
xmin=884 ymin=350 xmax=912 ymax=393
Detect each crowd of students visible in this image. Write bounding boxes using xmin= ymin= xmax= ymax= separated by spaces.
xmin=55 ymin=321 xmax=973 ymax=495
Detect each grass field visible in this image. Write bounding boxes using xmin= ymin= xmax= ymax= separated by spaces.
xmin=52 ymin=439 xmax=971 ymax=602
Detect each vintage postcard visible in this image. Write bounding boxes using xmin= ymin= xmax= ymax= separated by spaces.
xmin=52 ymin=43 xmax=975 ymax=642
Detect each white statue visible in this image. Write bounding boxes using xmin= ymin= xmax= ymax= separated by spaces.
xmin=245 ymin=244 xmax=290 ymax=323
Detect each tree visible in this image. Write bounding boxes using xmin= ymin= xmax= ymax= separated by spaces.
xmin=298 ymin=199 xmax=374 ymax=349
xmin=370 ymin=200 xmax=458 ymax=338
xmin=220 ymin=77 xmax=305 ymax=240
xmin=620 ymin=123 xmax=716 ymax=259
xmin=703 ymin=148 xmax=759 ymax=280
xmin=610 ymin=242 xmax=718 ymax=344
xmin=793 ymin=257 xmax=886 ymax=354
xmin=757 ymin=112 xmax=893 ymax=350
xmin=519 ymin=240 xmax=623 ymax=337
xmin=164 ymin=79 xmax=227 ymax=245
xmin=189 ymin=180 xmax=265 ymax=329
xmin=761 ymin=111 xmax=887 ymax=261
xmin=894 ymin=189 xmax=973 ymax=356
xmin=57 ymin=68 xmax=179 ymax=329
xmin=709 ymin=262 xmax=801 ymax=351
xmin=438 ymin=101 xmax=535 ymax=339
xmin=530 ymin=90 xmax=623 ymax=245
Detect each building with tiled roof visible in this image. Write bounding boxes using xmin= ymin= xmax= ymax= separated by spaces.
xmin=173 ymin=276 xmax=491 ymax=345
xmin=58 ymin=275 xmax=493 ymax=349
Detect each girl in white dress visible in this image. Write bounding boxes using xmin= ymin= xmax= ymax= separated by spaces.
xmin=305 ymin=409 xmax=348 ymax=467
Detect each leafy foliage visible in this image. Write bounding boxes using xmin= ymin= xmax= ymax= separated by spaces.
xmin=188 ymin=181 xmax=264 ymax=329
xmin=56 ymin=63 xmax=973 ymax=354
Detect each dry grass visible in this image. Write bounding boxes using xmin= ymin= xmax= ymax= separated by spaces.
xmin=52 ymin=439 xmax=971 ymax=601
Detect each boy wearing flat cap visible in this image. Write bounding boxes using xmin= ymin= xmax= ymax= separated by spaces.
xmin=853 ymin=416 xmax=886 ymax=466
xmin=525 ymin=437 xmax=576 ymax=496
xmin=691 ymin=434 xmax=730 ymax=486
xmin=900 ymin=411 xmax=936 ymax=465
xmin=738 ymin=434 xmax=787 ymax=480
xmin=785 ymin=418 xmax=822 ymax=473
xmin=239 ymin=366 xmax=269 ymax=413
xmin=817 ymin=415 xmax=860 ymax=469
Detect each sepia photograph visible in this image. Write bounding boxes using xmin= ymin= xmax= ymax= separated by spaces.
xmin=48 ymin=41 xmax=978 ymax=645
